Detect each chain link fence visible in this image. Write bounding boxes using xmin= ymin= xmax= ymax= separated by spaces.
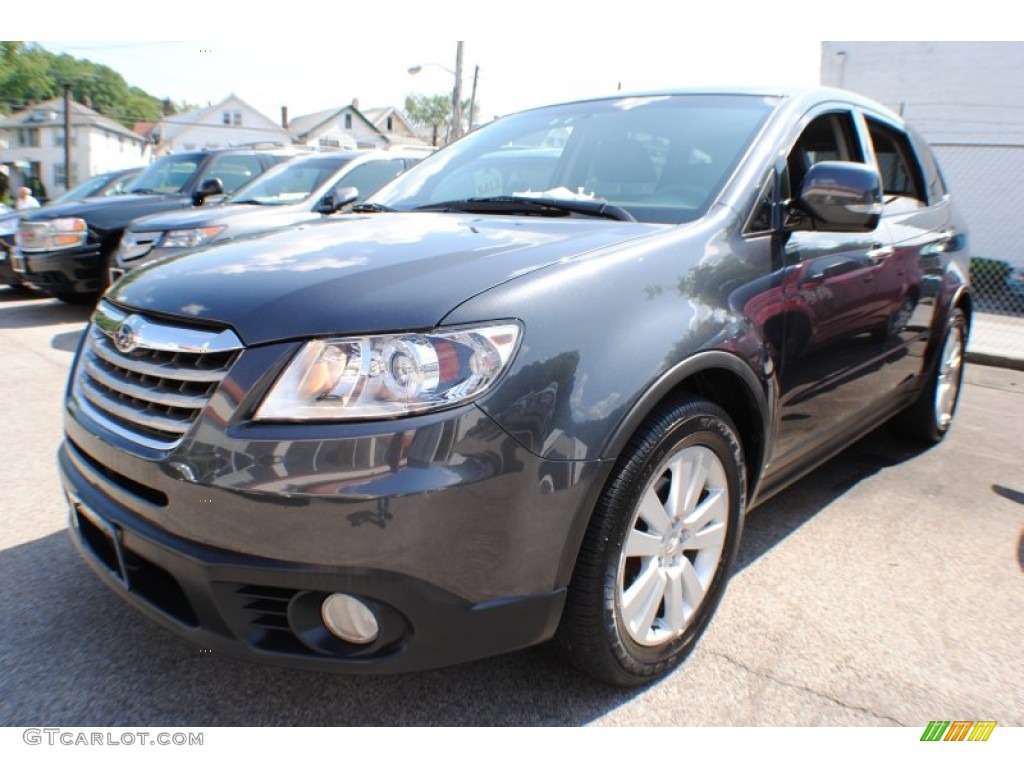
xmin=933 ymin=144 xmax=1024 ymax=367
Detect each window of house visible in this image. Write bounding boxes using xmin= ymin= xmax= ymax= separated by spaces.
xmin=386 ymin=116 xmax=394 ymax=132
xmin=866 ymin=117 xmax=927 ymax=203
xmin=54 ymin=163 xmax=79 ymax=188
xmin=18 ymin=127 xmax=40 ymax=147
xmin=344 ymin=114 xmax=353 ymax=130
xmin=319 ymin=137 xmax=341 ymax=148
xmin=223 ymin=112 xmax=231 ymax=125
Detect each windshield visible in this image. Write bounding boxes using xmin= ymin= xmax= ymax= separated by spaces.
xmin=228 ymin=155 xmax=354 ymax=206
xmin=371 ymin=94 xmax=776 ymax=225
xmin=128 ymin=154 xmax=203 ymax=194
xmin=53 ymin=172 xmax=116 ymax=204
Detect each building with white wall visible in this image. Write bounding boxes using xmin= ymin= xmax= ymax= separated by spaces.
xmin=821 ymin=42 xmax=1024 ymax=267
xmin=0 ymin=97 xmax=150 ymax=197
xmin=148 ymin=94 xmax=292 ymax=155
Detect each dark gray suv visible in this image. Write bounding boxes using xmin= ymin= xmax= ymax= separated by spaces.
xmin=60 ymin=88 xmax=971 ymax=685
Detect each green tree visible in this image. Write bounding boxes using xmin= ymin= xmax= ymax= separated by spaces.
xmin=404 ymin=93 xmax=474 ymax=146
xmin=404 ymin=93 xmax=452 ymax=146
xmin=0 ymin=42 xmax=166 ymax=126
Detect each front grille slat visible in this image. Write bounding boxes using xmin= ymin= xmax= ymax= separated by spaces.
xmin=74 ymin=301 xmax=243 ymax=450
xmin=83 ymin=357 xmax=212 ymax=410
xmin=78 ymin=375 xmax=193 ymax=436
xmin=90 ymin=334 xmax=231 ymax=383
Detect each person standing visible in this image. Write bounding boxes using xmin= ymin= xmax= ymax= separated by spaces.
xmin=16 ymin=186 xmax=40 ymax=210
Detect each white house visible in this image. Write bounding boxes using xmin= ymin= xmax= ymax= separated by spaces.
xmin=362 ymin=107 xmax=430 ymax=148
xmin=148 ymin=94 xmax=292 ymax=155
xmin=821 ymin=41 xmax=1024 ymax=267
xmin=0 ymin=97 xmax=150 ymax=197
xmin=289 ymin=102 xmax=391 ymax=150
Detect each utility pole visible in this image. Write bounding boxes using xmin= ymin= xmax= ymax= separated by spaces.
xmin=63 ymin=83 xmax=72 ymax=193
xmin=451 ymin=42 xmax=464 ymax=141
xmin=468 ymin=65 xmax=479 ymax=132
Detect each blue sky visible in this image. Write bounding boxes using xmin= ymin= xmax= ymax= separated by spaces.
xmin=7 ymin=1 xmax=1004 ymax=125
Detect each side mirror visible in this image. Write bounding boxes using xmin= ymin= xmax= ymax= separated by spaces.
xmin=790 ymin=161 xmax=883 ymax=233
xmin=315 ymin=186 xmax=359 ymax=215
xmin=192 ymin=177 xmax=224 ymax=206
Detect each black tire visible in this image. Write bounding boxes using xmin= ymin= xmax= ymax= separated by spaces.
xmin=556 ymin=397 xmax=745 ymax=686
xmin=892 ymin=307 xmax=967 ymax=443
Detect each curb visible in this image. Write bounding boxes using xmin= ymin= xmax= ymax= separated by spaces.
xmin=967 ymin=350 xmax=1024 ymax=372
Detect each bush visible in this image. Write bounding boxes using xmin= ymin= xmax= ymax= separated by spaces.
xmin=970 ymin=257 xmax=1012 ymax=295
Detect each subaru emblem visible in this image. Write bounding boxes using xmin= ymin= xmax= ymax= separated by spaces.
xmin=113 ymin=316 xmax=140 ymax=353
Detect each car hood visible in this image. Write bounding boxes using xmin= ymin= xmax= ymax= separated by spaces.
xmin=23 ymin=193 xmax=190 ymax=231
xmin=107 ymin=212 xmax=662 ymax=345
xmin=127 ymin=202 xmax=301 ymax=233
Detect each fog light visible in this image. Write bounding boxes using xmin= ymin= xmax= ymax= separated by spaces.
xmin=321 ymin=594 xmax=379 ymax=644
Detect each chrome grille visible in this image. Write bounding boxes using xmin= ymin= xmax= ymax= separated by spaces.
xmin=74 ymin=301 xmax=243 ymax=450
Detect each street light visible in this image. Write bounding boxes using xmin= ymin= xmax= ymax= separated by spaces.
xmin=408 ymin=42 xmax=479 ymax=140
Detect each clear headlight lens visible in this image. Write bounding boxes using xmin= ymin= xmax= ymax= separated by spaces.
xmin=255 ymin=323 xmax=521 ymax=421
xmin=16 ymin=217 xmax=88 ymax=251
xmin=159 ymin=226 xmax=225 ymax=249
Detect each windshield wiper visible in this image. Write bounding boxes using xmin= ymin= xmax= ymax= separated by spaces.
xmin=413 ymin=196 xmax=635 ymax=222
xmin=351 ymin=202 xmax=395 ymax=213
xmin=130 ymin=188 xmax=159 ymax=195
xmin=232 ymin=199 xmax=266 ymax=205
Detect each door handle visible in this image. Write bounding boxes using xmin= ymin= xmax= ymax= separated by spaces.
xmin=867 ymin=244 xmax=894 ymax=265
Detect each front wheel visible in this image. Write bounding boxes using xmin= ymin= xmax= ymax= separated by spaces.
xmin=557 ymin=398 xmax=745 ymax=686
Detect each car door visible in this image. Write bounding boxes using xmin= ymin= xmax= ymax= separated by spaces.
xmin=860 ymin=114 xmax=955 ymax=386
xmin=768 ymin=108 xmax=901 ymax=470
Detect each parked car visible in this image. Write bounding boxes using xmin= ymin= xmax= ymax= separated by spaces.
xmin=1 ymin=169 xmax=143 ymax=291
xmin=0 ymin=211 xmax=24 ymax=289
xmin=112 ymin=150 xmax=423 ymax=280
xmin=61 ymin=88 xmax=970 ymax=685
xmin=13 ymin=147 xmax=303 ymax=302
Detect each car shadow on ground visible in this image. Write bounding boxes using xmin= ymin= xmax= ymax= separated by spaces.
xmin=0 ymin=428 xmax=930 ymax=727
xmin=0 ymin=291 xmax=92 ymax=330
xmin=50 ymin=329 xmax=86 ymax=353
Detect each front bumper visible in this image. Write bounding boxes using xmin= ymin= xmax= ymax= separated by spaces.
xmin=13 ymin=243 xmax=102 ymax=295
xmin=60 ymin=383 xmax=605 ymax=672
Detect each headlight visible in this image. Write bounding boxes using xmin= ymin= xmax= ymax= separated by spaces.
xmin=255 ymin=323 xmax=521 ymax=421
xmin=159 ymin=226 xmax=225 ymax=249
xmin=16 ymin=218 xmax=88 ymax=252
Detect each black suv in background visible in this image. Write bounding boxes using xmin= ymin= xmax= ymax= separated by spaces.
xmin=13 ymin=147 xmax=301 ymax=302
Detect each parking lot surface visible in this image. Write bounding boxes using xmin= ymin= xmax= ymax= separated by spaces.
xmin=1 ymin=288 xmax=1021 ymax=726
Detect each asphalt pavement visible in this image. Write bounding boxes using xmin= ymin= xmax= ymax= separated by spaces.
xmin=0 ymin=288 xmax=1021 ymax=727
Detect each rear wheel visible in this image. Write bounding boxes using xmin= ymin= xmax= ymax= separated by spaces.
xmin=557 ymin=398 xmax=745 ymax=686
xmin=893 ymin=307 xmax=967 ymax=443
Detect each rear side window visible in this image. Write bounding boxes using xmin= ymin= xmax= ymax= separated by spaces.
xmin=866 ymin=118 xmax=927 ymax=203
xmin=907 ymin=126 xmax=948 ymax=203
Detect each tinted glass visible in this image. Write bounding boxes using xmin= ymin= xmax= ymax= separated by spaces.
xmin=129 ymin=155 xmax=203 ymax=194
xmin=202 ymin=155 xmax=264 ymax=194
xmin=867 ymin=118 xmax=926 ymax=202
xmin=229 ymin=155 xmax=355 ymax=205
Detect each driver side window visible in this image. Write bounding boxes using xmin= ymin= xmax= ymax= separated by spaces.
xmin=786 ymin=111 xmax=864 ymax=198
